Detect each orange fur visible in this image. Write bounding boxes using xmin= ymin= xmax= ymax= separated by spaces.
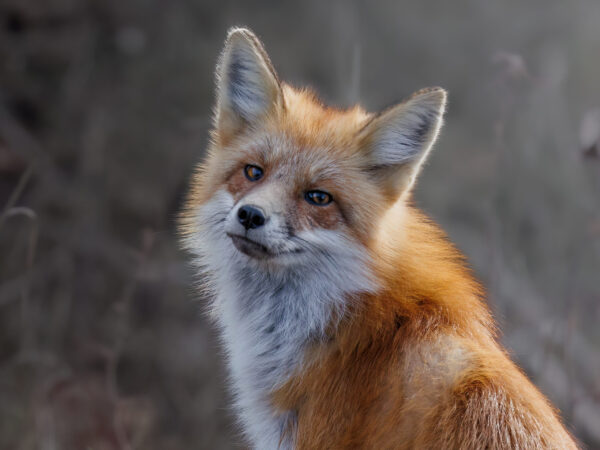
xmin=272 ymin=208 xmax=577 ymax=448
xmin=179 ymin=28 xmax=578 ymax=449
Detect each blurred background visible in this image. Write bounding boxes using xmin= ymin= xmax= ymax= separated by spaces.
xmin=0 ymin=0 xmax=598 ymax=448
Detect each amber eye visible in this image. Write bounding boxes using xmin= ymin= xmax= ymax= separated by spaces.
xmin=305 ymin=190 xmax=333 ymax=206
xmin=244 ymin=164 xmax=264 ymax=181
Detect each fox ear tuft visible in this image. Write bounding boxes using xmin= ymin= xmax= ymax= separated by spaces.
xmin=359 ymin=88 xmax=447 ymax=199
xmin=214 ymin=27 xmax=283 ymax=138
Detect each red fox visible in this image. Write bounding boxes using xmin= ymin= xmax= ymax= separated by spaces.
xmin=179 ymin=27 xmax=578 ymax=449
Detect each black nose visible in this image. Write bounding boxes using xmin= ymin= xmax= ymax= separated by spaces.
xmin=237 ymin=205 xmax=266 ymax=230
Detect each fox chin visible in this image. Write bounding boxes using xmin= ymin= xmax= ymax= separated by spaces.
xmin=179 ymin=27 xmax=578 ymax=450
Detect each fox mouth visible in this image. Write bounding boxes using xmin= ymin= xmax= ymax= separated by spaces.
xmin=228 ymin=233 xmax=271 ymax=258
xmin=227 ymin=233 xmax=303 ymax=259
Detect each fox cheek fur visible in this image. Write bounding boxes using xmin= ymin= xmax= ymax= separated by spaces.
xmin=179 ymin=27 xmax=578 ymax=450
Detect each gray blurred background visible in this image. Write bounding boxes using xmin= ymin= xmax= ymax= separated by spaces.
xmin=0 ymin=0 xmax=599 ymax=448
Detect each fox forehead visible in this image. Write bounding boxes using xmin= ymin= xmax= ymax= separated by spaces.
xmin=277 ymin=85 xmax=372 ymax=147
xmin=218 ymin=84 xmax=372 ymax=156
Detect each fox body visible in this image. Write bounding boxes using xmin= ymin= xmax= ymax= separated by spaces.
xmin=179 ymin=28 xmax=577 ymax=449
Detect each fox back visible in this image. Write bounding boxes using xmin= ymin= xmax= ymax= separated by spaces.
xmin=179 ymin=28 xmax=577 ymax=449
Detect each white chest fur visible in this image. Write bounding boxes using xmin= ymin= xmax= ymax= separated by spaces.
xmin=216 ymin=268 xmax=333 ymax=449
xmin=187 ymin=191 xmax=375 ymax=449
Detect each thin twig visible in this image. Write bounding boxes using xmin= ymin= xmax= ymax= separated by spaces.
xmin=0 ymin=165 xmax=33 ymax=233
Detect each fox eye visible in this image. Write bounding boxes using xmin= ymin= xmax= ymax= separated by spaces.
xmin=244 ymin=164 xmax=264 ymax=181
xmin=305 ymin=190 xmax=333 ymax=206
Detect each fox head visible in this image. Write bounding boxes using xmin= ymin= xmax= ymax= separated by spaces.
xmin=181 ymin=27 xmax=446 ymax=288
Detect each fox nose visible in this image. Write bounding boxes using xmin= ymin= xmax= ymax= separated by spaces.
xmin=237 ymin=205 xmax=266 ymax=230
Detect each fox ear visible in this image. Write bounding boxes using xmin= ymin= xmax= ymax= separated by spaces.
xmin=359 ymin=88 xmax=447 ymax=199
xmin=214 ymin=27 xmax=283 ymax=138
